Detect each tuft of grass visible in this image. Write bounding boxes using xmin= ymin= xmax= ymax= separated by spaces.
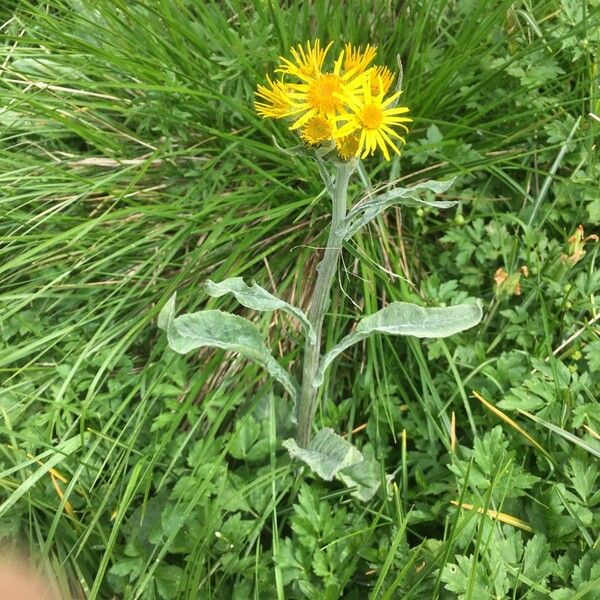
xmin=1 ymin=0 xmax=599 ymax=598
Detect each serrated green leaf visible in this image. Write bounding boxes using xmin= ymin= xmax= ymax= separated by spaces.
xmin=339 ymin=178 xmax=457 ymax=239
xmin=523 ymin=534 xmax=555 ymax=584
xmin=155 ymin=565 xmax=184 ymax=599
xmin=283 ymin=428 xmax=363 ymax=481
xmin=158 ymin=294 xmax=298 ymax=401
xmin=587 ymin=197 xmax=600 ymax=224
xmin=441 ymin=554 xmax=490 ymax=598
xmin=316 ymin=301 xmax=483 ymax=386
xmin=584 ymin=341 xmax=600 ymax=372
xmin=205 ymin=277 xmax=315 ymax=343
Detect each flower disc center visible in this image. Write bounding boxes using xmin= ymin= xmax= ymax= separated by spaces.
xmin=360 ymin=104 xmax=384 ymax=129
xmin=308 ymin=74 xmax=342 ymax=113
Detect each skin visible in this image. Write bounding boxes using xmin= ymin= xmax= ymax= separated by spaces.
xmin=0 ymin=556 xmax=60 ymax=600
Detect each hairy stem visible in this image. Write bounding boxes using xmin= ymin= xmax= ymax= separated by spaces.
xmin=295 ymin=162 xmax=354 ymax=447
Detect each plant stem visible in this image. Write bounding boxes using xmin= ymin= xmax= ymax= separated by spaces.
xmin=295 ymin=162 xmax=354 ymax=447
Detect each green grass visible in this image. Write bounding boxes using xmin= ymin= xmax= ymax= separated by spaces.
xmin=1 ymin=0 xmax=599 ymax=598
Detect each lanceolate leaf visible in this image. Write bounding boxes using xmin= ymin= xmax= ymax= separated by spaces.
xmin=205 ymin=277 xmax=316 ymax=343
xmin=315 ymin=301 xmax=483 ymax=386
xmin=158 ymin=294 xmax=299 ymax=401
xmin=339 ymin=178 xmax=457 ymax=239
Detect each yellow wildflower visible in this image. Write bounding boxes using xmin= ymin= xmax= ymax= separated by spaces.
xmin=370 ymin=65 xmax=394 ymax=96
xmin=343 ymin=43 xmax=376 ymax=75
xmin=255 ymin=76 xmax=293 ymax=119
xmin=300 ymin=115 xmax=333 ymax=145
xmin=255 ymin=40 xmax=411 ymax=161
xmin=336 ymin=73 xmax=412 ymax=161
xmin=278 ymin=42 xmax=369 ymax=135
xmin=336 ymin=132 xmax=360 ymax=160
xmin=277 ymin=40 xmax=331 ymax=80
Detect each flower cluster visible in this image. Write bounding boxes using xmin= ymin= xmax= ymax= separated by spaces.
xmin=255 ymin=41 xmax=411 ymax=161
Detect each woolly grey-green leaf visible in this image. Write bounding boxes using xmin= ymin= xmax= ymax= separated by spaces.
xmin=340 ymin=178 xmax=457 ymax=239
xmin=284 ymin=429 xmax=383 ymax=500
xmin=204 ymin=277 xmax=315 ymax=343
xmin=316 ymin=301 xmax=483 ymax=386
xmin=157 ymin=292 xmax=176 ymax=331
xmin=283 ymin=428 xmax=363 ymax=481
xmin=338 ymin=450 xmax=382 ymax=502
xmin=159 ymin=294 xmax=298 ymax=401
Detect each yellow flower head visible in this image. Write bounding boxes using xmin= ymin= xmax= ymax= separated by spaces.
xmin=370 ymin=65 xmax=395 ymax=96
xmin=283 ymin=48 xmax=368 ymax=135
xmin=277 ymin=40 xmax=331 ymax=81
xmin=343 ymin=43 xmax=377 ymax=75
xmin=301 ymin=115 xmax=333 ymax=145
xmin=255 ymin=40 xmax=411 ymax=161
xmin=255 ymin=76 xmax=293 ymax=119
xmin=336 ymin=73 xmax=412 ymax=161
xmin=336 ymin=131 xmax=360 ymax=161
